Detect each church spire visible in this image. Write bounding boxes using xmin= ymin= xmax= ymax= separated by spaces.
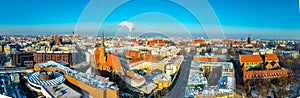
xmin=102 ymin=30 xmax=105 ymax=47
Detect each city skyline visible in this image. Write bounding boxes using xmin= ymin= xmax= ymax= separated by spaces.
xmin=0 ymin=0 xmax=300 ymax=39
xmin=1 ymin=1 xmax=300 ymax=97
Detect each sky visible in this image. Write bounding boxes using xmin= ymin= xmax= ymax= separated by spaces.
xmin=0 ymin=0 xmax=300 ymax=39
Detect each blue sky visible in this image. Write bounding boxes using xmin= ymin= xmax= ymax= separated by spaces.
xmin=0 ymin=0 xmax=300 ymax=39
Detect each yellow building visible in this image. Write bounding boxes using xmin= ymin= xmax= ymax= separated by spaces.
xmin=39 ymin=41 xmax=50 ymax=46
xmin=129 ymin=61 xmax=164 ymax=75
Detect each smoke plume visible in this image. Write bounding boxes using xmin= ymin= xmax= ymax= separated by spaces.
xmin=118 ymin=21 xmax=134 ymax=33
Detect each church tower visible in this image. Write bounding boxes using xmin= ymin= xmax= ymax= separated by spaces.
xmin=94 ymin=30 xmax=110 ymax=72
xmin=99 ymin=30 xmax=107 ymax=70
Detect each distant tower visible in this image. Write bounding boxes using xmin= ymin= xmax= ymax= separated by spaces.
xmin=247 ymin=34 xmax=252 ymax=44
xmin=72 ymin=31 xmax=75 ymax=42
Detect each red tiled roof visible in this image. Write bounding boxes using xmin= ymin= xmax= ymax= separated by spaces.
xmin=240 ymin=54 xmax=263 ymax=62
xmin=94 ymin=48 xmax=101 ymax=64
xmin=193 ymin=39 xmax=205 ymax=44
xmin=265 ymin=54 xmax=279 ymax=61
xmin=128 ymin=58 xmax=143 ymax=64
xmin=107 ymin=54 xmax=123 ymax=72
xmin=142 ymin=54 xmax=161 ymax=63
xmin=125 ymin=50 xmax=140 ymax=59
xmin=243 ymin=69 xmax=293 ymax=81
xmin=126 ymin=71 xmax=145 ymax=82
xmin=224 ymin=39 xmax=232 ymax=44
xmin=126 ymin=71 xmax=135 ymax=77
xmin=148 ymin=40 xmax=166 ymax=46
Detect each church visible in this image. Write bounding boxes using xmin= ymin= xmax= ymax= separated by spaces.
xmin=93 ymin=31 xmax=124 ymax=77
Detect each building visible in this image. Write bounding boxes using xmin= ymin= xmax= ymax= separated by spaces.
xmin=165 ymin=55 xmax=184 ymax=76
xmin=94 ymin=31 xmax=110 ymax=72
xmin=194 ymin=53 xmax=220 ymax=62
xmin=106 ymin=54 xmax=124 ymax=74
xmin=152 ymin=73 xmax=172 ymax=90
xmin=11 ymin=52 xmax=34 ymax=67
xmin=283 ymin=51 xmax=299 ymax=58
xmin=33 ymin=51 xmax=73 ymax=67
xmin=247 ymin=34 xmax=252 ymax=44
xmin=224 ymin=39 xmax=233 ymax=44
xmin=239 ymin=54 xmax=280 ymax=71
xmin=94 ymin=47 xmax=109 ymax=71
xmin=188 ymin=39 xmax=206 ymax=46
xmin=142 ymin=54 xmax=162 ymax=63
xmin=125 ymin=71 xmax=146 ymax=88
xmin=4 ymin=44 xmax=10 ymax=55
xmin=193 ymin=39 xmax=205 ymax=45
xmin=256 ymin=48 xmax=274 ymax=54
xmin=243 ymin=68 xmax=293 ymax=81
xmin=32 ymin=61 xmax=119 ymax=98
xmin=148 ymin=40 xmax=166 ymax=46
xmin=124 ymin=71 xmax=159 ymax=95
xmin=85 ymin=51 xmax=91 ymax=63
xmin=72 ymin=31 xmax=75 ymax=43
xmin=0 ymin=45 xmax=2 ymax=53
xmin=125 ymin=50 xmax=140 ymax=59
xmin=94 ymin=31 xmax=125 ymax=76
xmin=264 ymin=54 xmax=280 ymax=69
xmin=55 ymin=35 xmax=62 ymax=45
xmin=186 ymin=61 xmax=235 ymax=97
xmin=239 ymin=54 xmax=293 ymax=81
xmin=239 ymin=54 xmax=263 ymax=70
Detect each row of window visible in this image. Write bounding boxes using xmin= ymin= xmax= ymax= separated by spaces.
xmin=244 ymin=71 xmax=292 ymax=80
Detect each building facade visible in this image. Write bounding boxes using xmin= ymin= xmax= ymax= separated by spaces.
xmin=11 ymin=52 xmax=34 ymax=67
xmin=239 ymin=54 xmax=292 ymax=81
xmin=33 ymin=52 xmax=72 ymax=66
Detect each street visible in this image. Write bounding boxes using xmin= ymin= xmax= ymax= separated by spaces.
xmin=163 ymin=50 xmax=193 ymax=98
